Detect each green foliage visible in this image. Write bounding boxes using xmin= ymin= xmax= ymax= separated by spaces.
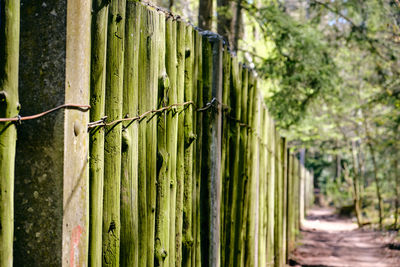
xmin=245 ymin=3 xmax=339 ymax=127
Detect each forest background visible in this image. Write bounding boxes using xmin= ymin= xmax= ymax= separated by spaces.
xmin=152 ymin=0 xmax=400 ymax=230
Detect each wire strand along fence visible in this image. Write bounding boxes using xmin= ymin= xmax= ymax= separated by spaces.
xmin=0 ymin=1 xmax=314 ymax=266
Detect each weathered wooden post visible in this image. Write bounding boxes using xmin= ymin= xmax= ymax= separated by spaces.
xmin=267 ymin=115 xmax=276 ymax=266
xmin=245 ymin=74 xmax=260 ymax=267
xmin=63 ymin=1 xmax=92 ymax=265
xmin=102 ymin=0 xmax=126 ymax=265
xmin=200 ymin=31 xmax=223 ymax=267
xmin=237 ymin=67 xmax=249 ymax=266
xmin=258 ymin=108 xmax=269 ymax=267
xmin=274 ymin=132 xmax=282 ymax=267
xmin=155 ymin=10 xmax=169 ymax=267
xmin=192 ymin=29 xmax=203 ymax=267
xmin=226 ymin=57 xmax=242 ymax=267
xmin=89 ymin=0 xmax=108 ymax=265
xmin=120 ymin=2 xmax=141 ymax=266
xmin=146 ymin=8 xmax=159 ymax=267
xmin=0 ymin=1 xmax=19 ymax=265
xmin=175 ymin=19 xmax=186 ymax=266
xmin=182 ymin=23 xmax=195 ymax=266
xmin=166 ymin=16 xmax=178 ymax=267
xmin=220 ymin=46 xmax=232 ymax=267
xmin=281 ymin=138 xmax=288 ymax=266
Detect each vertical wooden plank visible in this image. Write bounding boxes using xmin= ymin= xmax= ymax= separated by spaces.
xmin=166 ymin=17 xmax=178 ymax=267
xmin=120 ymin=2 xmax=141 ymax=266
xmin=266 ymin=115 xmax=275 ymax=267
xmin=200 ymin=32 xmax=223 ymax=267
xmin=192 ymin=30 xmax=203 ymax=267
xmin=293 ymin=158 xmax=298 ymax=237
xmin=102 ymin=0 xmax=126 ymax=266
xmin=235 ymin=66 xmax=248 ymax=267
xmin=286 ymin=154 xmax=295 ymax=256
xmin=274 ymin=134 xmax=283 ymax=267
xmin=220 ymin=46 xmax=232 ymax=267
xmin=89 ymin=0 xmax=108 ymax=265
xmin=145 ymin=8 xmax=159 ymax=267
xmin=0 ymin=0 xmax=19 ymax=266
xmin=182 ymin=24 xmax=195 ymax=267
xmin=175 ymin=19 xmax=186 ymax=267
xmin=226 ymin=58 xmax=242 ymax=267
xmin=155 ymin=10 xmax=169 ymax=267
xmin=63 ymin=0 xmax=91 ymax=266
xmin=299 ymin=163 xmax=305 ymax=226
xmin=244 ymin=73 xmax=260 ymax=267
xmin=258 ymin=108 xmax=268 ymax=267
xmin=138 ymin=4 xmax=148 ymax=266
xmin=241 ymin=67 xmax=253 ymax=266
xmin=281 ymin=138 xmax=288 ymax=265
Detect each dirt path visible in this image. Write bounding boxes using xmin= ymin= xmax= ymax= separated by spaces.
xmin=289 ymin=208 xmax=400 ymax=267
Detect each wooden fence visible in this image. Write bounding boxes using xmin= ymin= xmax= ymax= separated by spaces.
xmin=0 ymin=1 xmax=314 ymax=266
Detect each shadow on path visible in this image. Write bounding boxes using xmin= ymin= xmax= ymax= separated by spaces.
xmin=289 ymin=208 xmax=400 ymax=267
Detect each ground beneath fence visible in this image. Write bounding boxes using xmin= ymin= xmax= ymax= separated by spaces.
xmin=288 ymin=207 xmax=400 ymax=267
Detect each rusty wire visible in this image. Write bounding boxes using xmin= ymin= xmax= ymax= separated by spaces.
xmin=0 ymin=98 xmax=260 ymax=137
xmin=0 ymin=104 xmax=91 ymax=123
xmin=88 ymin=101 xmax=195 ymax=129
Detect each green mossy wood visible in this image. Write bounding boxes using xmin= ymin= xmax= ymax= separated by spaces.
xmin=192 ymin=30 xmax=203 ymax=267
xmin=155 ymin=11 xmax=169 ymax=267
xmin=166 ymin=17 xmax=178 ymax=267
xmin=145 ymin=8 xmax=159 ymax=267
xmin=89 ymin=0 xmax=108 ymax=265
xmin=175 ymin=19 xmax=186 ymax=267
xmin=182 ymin=24 xmax=195 ymax=267
xmin=120 ymin=2 xmax=140 ymax=266
xmin=0 ymin=1 xmax=19 ymax=266
xmin=102 ymin=0 xmax=126 ymax=266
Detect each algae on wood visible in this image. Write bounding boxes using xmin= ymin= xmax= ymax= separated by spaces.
xmin=145 ymin=8 xmax=159 ymax=267
xmin=245 ymin=75 xmax=260 ymax=267
xmin=236 ymin=67 xmax=249 ymax=266
xmin=226 ymin=58 xmax=242 ymax=267
xmin=192 ymin=30 xmax=203 ymax=267
xmin=175 ymin=19 xmax=186 ymax=267
xmin=155 ymin=11 xmax=169 ymax=266
xmin=0 ymin=1 xmax=20 ymax=266
xmin=120 ymin=2 xmax=140 ymax=266
xmin=89 ymin=0 xmax=108 ymax=265
xmin=165 ymin=17 xmax=178 ymax=267
xmin=258 ymin=108 xmax=269 ymax=267
xmin=165 ymin=16 xmax=178 ymax=266
xmin=182 ymin=24 xmax=194 ymax=266
xmin=220 ymin=47 xmax=232 ymax=267
xmin=267 ymin=115 xmax=276 ymax=266
xmin=200 ymin=32 xmax=223 ymax=267
xmin=102 ymin=0 xmax=126 ymax=265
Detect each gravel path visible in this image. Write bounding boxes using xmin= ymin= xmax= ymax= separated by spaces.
xmin=289 ymin=208 xmax=400 ymax=267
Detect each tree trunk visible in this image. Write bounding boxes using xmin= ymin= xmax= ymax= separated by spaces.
xmin=232 ymin=0 xmax=242 ymax=52
xmin=394 ymin=158 xmax=399 ymax=230
xmin=351 ymin=140 xmax=363 ymax=227
xmin=198 ymin=0 xmax=213 ymax=30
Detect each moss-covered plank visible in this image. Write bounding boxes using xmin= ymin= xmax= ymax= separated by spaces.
xmin=102 ymin=0 xmax=126 ymax=265
xmin=0 ymin=0 xmax=20 ymax=265
xmin=120 ymin=2 xmax=140 ymax=266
